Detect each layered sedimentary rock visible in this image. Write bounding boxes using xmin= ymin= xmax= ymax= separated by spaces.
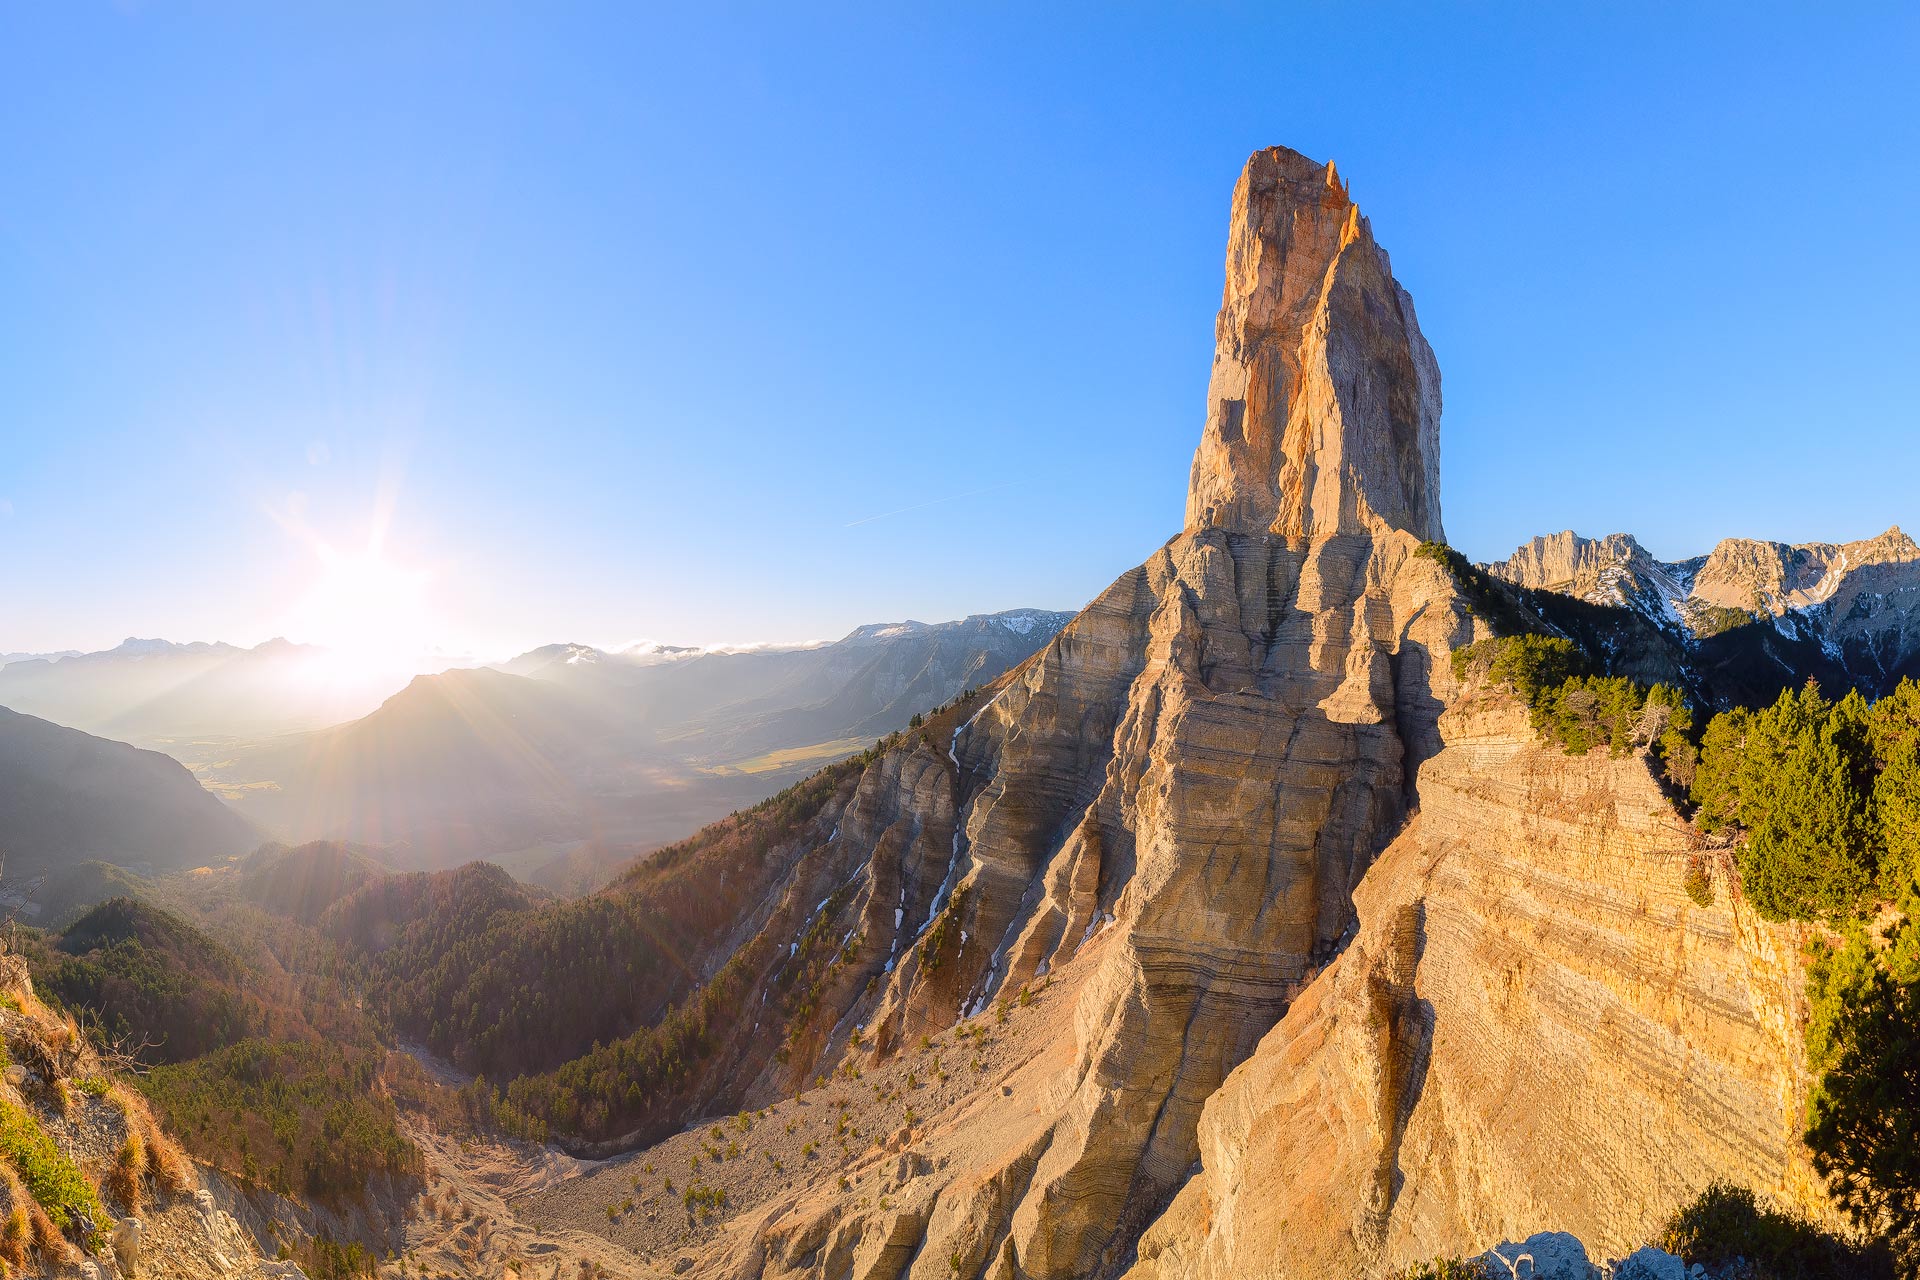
xmin=659 ymin=145 xmax=1471 ymax=1279
xmin=1127 ymin=696 xmax=1829 ymax=1279
xmin=571 ymin=145 xmax=1839 ymax=1280
xmin=843 ymin=147 xmax=1458 ymax=1277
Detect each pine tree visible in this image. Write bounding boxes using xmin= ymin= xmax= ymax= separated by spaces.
xmin=1739 ymin=689 xmax=1879 ymax=921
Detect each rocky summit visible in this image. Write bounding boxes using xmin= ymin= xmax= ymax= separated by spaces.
xmin=510 ymin=145 xmax=1852 ymax=1279
xmin=1485 ymin=527 xmax=1920 ymax=694
xmin=1185 ymin=147 xmax=1443 ymax=543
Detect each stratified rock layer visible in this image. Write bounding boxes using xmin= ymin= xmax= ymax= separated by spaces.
xmin=655 ymin=144 xmax=1468 ymax=1279
xmin=550 ymin=145 xmax=1843 ymax=1280
xmin=1127 ymin=697 xmax=1829 ymax=1280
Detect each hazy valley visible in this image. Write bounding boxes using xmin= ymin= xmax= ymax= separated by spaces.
xmin=0 ymin=611 xmax=1067 ymax=896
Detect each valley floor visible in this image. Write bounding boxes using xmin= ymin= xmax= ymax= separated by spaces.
xmin=377 ymin=945 xmax=1088 ymax=1279
xmin=376 ymin=1125 xmax=649 ymax=1280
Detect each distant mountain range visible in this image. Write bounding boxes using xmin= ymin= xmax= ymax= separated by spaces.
xmin=0 ymin=610 xmax=1068 ymax=894
xmin=0 ymin=649 xmax=81 ymax=667
xmin=1483 ymin=526 xmax=1920 ymax=698
xmin=484 ymin=609 xmax=1074 ymax=765
xmin=187 ymin=609 xmax=1072 ymax=888
xmin=0 ymin=705 xmax=259 ymax=883
xmin=0 ymin=635 xmax=421 ymax=747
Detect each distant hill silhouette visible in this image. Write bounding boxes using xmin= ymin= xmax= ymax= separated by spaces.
xmin=203 ymin=610 xmax=1070 ymax=885
xmin=0 ymin=636 xmax=423 ymax=746
xmin=0 ymin=705 xmax=257 ymax=880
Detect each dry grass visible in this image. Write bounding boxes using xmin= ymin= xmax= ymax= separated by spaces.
xmin=24 ymin=1196 xmax=69 ymax=1268
xmin=0 ymin=1152 xmax=76 ymax=1268
xmin=0 ymin=1165 xmax=27 ymax=1273
xmin=105 ymin=1130 xmax=146 ymax=1217
xmin=106 ymin=1084 xmax=193 ymax=1195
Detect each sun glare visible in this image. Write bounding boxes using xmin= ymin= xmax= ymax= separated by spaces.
xmin=286 ymin=548 xmax=436 ymax=682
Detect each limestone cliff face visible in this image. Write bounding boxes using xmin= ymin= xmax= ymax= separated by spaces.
xmin=612 ymin=146 xmax=1835 ymax=1280
xmin=666 ymin=145 xmax=1469 ymax=1280
xmin=828 ymin=145 xmax=1460 ymax=1279
xmin=1186 ymin=147 xmax=1443 ymax=543
xmin=1127 ymin=696 xmax=1827 ymax=1279
xmin=1690 ymin=527 xmax=1917 ymax=618
xmin=1484 ymin=531 xmax=1694 ymax=616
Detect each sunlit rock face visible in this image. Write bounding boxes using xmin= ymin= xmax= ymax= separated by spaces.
xmin=680 ymin=145 xmax=1472 ymax=1280
xmin=840 ymin=144 xmax=1463 ymax=1279
xmin=1185 ymin=146 xmax=1443 ymax=545
xmin=1126 ymin=698 xmax=1831 ymax=1280
xmin=656 ymin=145 xmax=1824 ymax=1280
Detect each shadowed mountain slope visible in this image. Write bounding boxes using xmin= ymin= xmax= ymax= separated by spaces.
xmin=0 ymin=705 xmax=257 ymax=880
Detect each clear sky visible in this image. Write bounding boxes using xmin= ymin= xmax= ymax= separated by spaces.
xmin=3 ymin=3 xmax=1916 ymax=659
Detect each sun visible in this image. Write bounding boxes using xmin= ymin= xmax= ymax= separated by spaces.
xmin=285 ymin=547 xmax=435 ymax=681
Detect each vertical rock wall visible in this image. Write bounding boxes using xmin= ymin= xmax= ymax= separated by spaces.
xmin=688 ymin=144 xmax=1473 ymax=1279
xmin=644 ymin=145 xmax=1828 ymax=1280
xmin=1128 ymin=699 xmax=1828 ymax=1279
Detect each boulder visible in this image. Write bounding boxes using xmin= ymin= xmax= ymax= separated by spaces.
xmin=1470 ymin=1232 xmax=1597 ymax=1279
xmin=112 ymin=1216 xmax=142 ymax=1269
xmin=1611 ymin=1246 xmax=1689 ymax=1280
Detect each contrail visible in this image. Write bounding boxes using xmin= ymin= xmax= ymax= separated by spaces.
xmin=843 ymin=481 xmax=1020 ymax=528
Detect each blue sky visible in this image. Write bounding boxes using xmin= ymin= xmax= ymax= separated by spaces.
xmin=3 ymin=4 xmax=1916 ymax=657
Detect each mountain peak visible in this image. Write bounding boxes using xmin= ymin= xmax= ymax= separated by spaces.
xmin=1856 ymin=524 xmax=1918 ymax=560
xmin=1185 ymin=145 xmax=1443 ymax=543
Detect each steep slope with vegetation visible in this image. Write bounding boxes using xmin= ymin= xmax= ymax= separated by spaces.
xmin=14 ymin=890 xmax=433 ymax=1274
xmin=1682 ymin=679 xmax=1920 ymax=1262
xmin=320 ymin=706 xmax=988 ymax=1149
xmin=0 ymin=944 xmax=290 ymax=1279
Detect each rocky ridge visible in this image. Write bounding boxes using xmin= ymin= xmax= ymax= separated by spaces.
xmin=520 ymin=146 xmax=1844 ymax=1279
xmin=1484 ymin=528 xmax=1920 ymax=692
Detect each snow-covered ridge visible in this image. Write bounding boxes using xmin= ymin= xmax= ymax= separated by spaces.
xmin=837 ymin=608 xmax=1073 ymax=647
xmin=1480 ymin=527 xmax=1920 ymax=688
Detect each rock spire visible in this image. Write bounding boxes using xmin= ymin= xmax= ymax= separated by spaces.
xmin=1186 ymin=146 xmax=1444 ymax=543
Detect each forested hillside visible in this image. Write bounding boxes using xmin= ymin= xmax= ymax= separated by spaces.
xmin=325 ymin=747 xmax=879 ymax=1145
xmin=18 ymin=896 xmax=425 ymax=1220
